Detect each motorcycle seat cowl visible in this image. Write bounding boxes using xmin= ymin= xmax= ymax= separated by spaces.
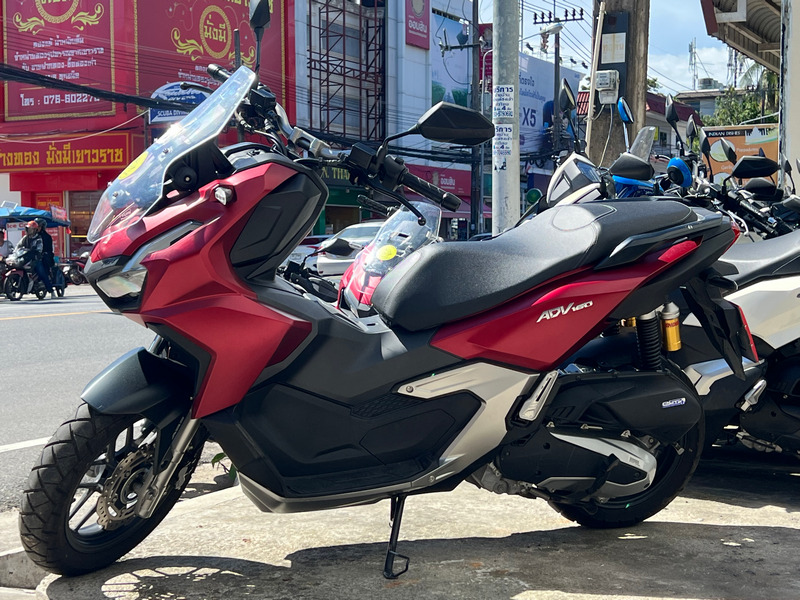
xmin=372 ymin=200 xmax=696 ymax=332
xmin=717 ymin=229 xmax=800 ymax=288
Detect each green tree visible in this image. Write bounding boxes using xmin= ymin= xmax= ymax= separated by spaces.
xmin=646 ymin=76 xmax=660 ymax=92
xmin=703 ymin=87 xmax=764 ymax=126
xmin=739 ymin=60 xmax=779 ymax=116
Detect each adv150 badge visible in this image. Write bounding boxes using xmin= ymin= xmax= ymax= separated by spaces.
xmin=537 ymin=301 xmax=593 ymax=323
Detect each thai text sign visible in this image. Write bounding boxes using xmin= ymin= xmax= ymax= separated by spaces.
xmin=0 ymin=133 xmax=131 ymax=172
xmin=3 ymin=0 xmax=115 ymax=120
xmin=136 ymin=0 xmax=293 ymax=114
xmin=406 ymin=0 xmax=429 ymax=48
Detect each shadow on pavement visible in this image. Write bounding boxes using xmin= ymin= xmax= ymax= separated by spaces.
xmin=42 ymin=521 xmax=800 ymax=600
xmin=685 ymin=444 xmax=800 ymax=512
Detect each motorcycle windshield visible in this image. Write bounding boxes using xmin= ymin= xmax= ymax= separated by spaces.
xmin=359 ymin=202 xmax=442 ymax=277
xmin=87 ymin=67 xmax=257 ymax=243
xmin=629 ymin=126 xmax=657 ymax=162
xmin=341 ymin=202 xmax=442 ymax=313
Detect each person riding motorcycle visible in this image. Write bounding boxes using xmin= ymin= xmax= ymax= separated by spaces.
xmin=35 ymin=218 xmax=55 ymax=271
xmin=16 ymin=220 xmax=56 ymax=299
xmin=0 ymin=229 xmax=12 ymax=276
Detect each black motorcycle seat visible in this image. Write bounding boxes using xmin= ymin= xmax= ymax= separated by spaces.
xmin=717 ymin=229 xmax=800 ymax=288
xmin=372 ymin=200 xmax=696 ymax=332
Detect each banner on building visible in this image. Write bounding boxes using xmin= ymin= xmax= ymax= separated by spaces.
xmin=517 ymin=54 xmax=582 ymax=156
xmin=704 ymin=124 xmax=778 ymax=184
xmin=136 ymin=0 xmax=295 ymax=120
xmin=0 ymin=132 xmax=135 ymax=173
xmin=431 ymin=14 xmax=470 ymax=107
xmin=406 ymin=0 xmax=429 ymax=49
xmin=3 ymin=0 xmax=116 ymax=120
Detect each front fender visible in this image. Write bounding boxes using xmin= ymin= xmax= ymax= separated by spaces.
xmin=82 ymin=348 xmax=193 ymax=416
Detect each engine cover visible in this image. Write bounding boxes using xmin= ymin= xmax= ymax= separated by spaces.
xmin=498 ymin=428 xmax=656 ymax=499
xmin=542 ymin=370 xmax=702 ymax=444
xmin=497 ymin=369 xmax=701 ymax=499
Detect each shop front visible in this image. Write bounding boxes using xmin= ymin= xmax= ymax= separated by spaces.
xmin=0 ymin=132 xmax=143 ymax=257
xmin=318 ymin=164 xmax=385 ymax=234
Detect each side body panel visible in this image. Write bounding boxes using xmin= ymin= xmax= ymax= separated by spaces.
xmin=93 ymin=162 xmax=317 ymax=418
xmin=432 ymin=243 xmax=698 ymax=371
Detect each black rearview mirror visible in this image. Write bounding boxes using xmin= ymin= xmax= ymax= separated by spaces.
xmin=720 ymin=138 xmax=737 ymax=164
xmin=784 ymin=158 xmax=793 ymax=176
xmin=249 ymin=0 xmax=271 ymax=30
xmin=686 ymin=115 xmax=697 ymax=142
xmin=665 ymin=95 xmax=679 ymax=126
xmin=559 ymin=79 xmax=576 ymax=112
xmin=318 ymin=237 xmax=356 ymax=257
xmin=413 ymin=102 xmax=495 ymax=146
xmin=698 ymin=127 xmax=713 ymax=178
xmin=699 ymin=128 xmax=710 ymax=157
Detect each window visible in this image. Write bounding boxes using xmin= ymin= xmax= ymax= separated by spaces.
xmin=322 ymin=21 xmax=361 ymax=60
xmin=323 ymin=94 xmax=362 ymax=131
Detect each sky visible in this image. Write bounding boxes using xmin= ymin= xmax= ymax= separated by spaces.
xmin=478 ymin=0 xmax=733 ymax=94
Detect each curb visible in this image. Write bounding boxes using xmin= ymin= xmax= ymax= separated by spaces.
xmin=0 ymin=587 xmax=36 ymax=599
xmin=0 ymin=486 xmax=241 ymax=593
xmin=0 ymin=549 xmax=44 ymax=590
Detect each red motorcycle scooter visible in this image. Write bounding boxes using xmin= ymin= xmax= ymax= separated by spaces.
xmin=20 ymin=3 xmax=755 ymax=580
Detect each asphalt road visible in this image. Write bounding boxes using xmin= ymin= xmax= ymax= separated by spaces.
xmin=0 ymin=286 xmax=154 ymax=511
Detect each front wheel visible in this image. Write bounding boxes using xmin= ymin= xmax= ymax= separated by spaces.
xmin=19 ymin=403 xmax=206 ymax=575
xmin=548 ymin=417 xmax=704 ymax=528
xmin=4 ymin=273 xmax=24 ymax=300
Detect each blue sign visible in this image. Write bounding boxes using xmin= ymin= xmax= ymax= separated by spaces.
xmin=148 ymin=82 xmax=209 ymax=124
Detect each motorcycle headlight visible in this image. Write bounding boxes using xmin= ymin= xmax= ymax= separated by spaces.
xmin=96 ymin=267 xmax=148 ymax=298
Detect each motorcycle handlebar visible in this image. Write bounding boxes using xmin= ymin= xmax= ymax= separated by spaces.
xmin=207 ymin=64 xmax=232 ymax=83
xmin=399 ymin=171 xmax=461 ymax=211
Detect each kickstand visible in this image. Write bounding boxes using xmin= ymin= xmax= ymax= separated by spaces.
xmin=383 ymin=495 xmax=409 ymax=579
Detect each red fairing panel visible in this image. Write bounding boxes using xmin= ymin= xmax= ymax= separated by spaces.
xmin=98 ymin=162 xmax=313 ymax=418
xmin=432 ymin=241 xmax=699 ymax=371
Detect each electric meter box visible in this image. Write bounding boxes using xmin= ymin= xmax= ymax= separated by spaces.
xmin=595 ymin=70 xmax=619 ymax=105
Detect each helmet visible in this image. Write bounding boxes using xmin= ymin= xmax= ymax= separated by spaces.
xmin=26 ymin=220 xmax=39 ymax=230
xmin=35 ymin=218 xmax=47 ymax=230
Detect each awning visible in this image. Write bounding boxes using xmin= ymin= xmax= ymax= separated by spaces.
xmin=0 ymin=206 xmax=70 ymax=227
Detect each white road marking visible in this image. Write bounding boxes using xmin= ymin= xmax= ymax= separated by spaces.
xmin=0 ymin=437 xmax=51 ymax=454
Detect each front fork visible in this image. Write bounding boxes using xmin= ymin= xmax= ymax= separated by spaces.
xmin=135 ymin=335 xmax=199 ymax=518
xmin=135 ymin=413 xmax=201 ymax=518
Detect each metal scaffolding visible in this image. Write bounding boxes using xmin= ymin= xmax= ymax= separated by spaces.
xmin=307 ymin=0 xmax=385 ymax=142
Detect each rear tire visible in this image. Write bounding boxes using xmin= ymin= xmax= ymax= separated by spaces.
xmin=549 ymin=416 xmax=704 ymax=528
xmin=19 ymin=403 xmax=206 ymax=575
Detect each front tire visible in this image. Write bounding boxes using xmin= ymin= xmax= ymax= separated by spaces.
xmin=549 ymin=417 xmax=704 ymax=528
xmin=19 ymin=403 xmax=206 ymax=575
xmin=5 ymin=273 xmax=23 ymax=300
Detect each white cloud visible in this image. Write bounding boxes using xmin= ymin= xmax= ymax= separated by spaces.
xmin=649 ymin=45 xmax=730 ymax=93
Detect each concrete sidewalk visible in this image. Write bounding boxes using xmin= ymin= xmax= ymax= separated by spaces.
xmin=3 ymin=445 xmax=800 ymax=599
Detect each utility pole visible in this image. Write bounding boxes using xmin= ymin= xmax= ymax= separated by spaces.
xmin=585 ymin=0 xmax=650 ymax=168
xmin=533 ymin=10 xmax=583 ymax=158
xmin=470 ymin=0 xmax=482 ymax=236
xmin=491 ymin=0 xmax=519 ymax=234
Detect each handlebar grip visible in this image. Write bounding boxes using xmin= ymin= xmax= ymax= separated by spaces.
xmin=399 ymin=171 xmax=461 ymax=211
xmin=207 ymin=64 xmax=232 ymax=83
